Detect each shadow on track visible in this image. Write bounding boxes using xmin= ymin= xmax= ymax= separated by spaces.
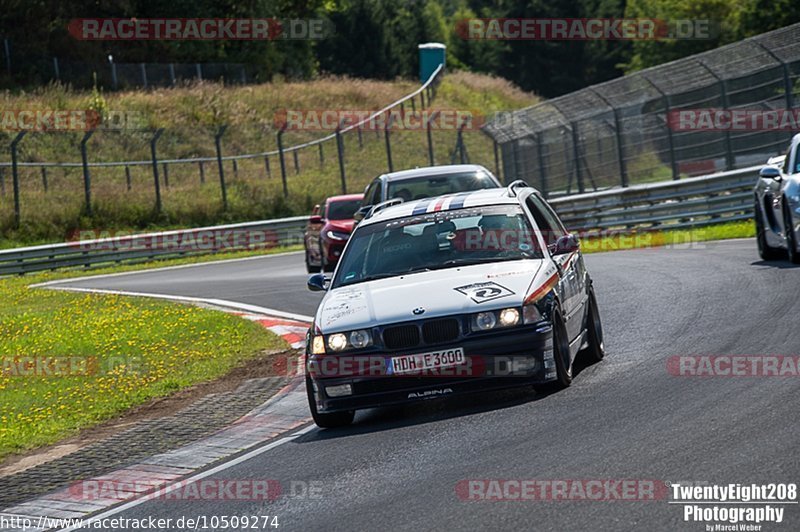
xmin=296 ymin=353 xmax=602 ymax=442
xmin=751 ymin=259 xmax=800 ymax=269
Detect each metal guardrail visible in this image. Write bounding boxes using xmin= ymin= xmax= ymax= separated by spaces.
xmin=0 ymin=217 xmax=308 ymax=276
xmin=550 ymin=165 xmax=759 ymax=234
xmin=0 ymin=164 xmax=760 ymax=276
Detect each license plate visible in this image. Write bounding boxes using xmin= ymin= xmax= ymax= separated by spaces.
xmin=389 ymin=347 xmax=465 ymax=375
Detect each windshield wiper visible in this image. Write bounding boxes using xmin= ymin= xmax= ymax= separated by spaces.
xmin=413 ymin=255 xmax=531 ymax=271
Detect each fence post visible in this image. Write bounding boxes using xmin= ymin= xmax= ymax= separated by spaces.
xmin=40 ymin=167 xmax=48 ymax=192
xmin=318 ymin=144 xmax=324 ymax=167
xmin=199 ymin=161 xmax=205 ymax=183
xmin=140 ymin=63 xmax=148 ymax=89
xmin=457 ymin=122 xmax=467 ymax=164
xmin=753 ymin=41 xmax=794 ymax=110
xmin=613 ymin=110 xmax=628 ymax=187
xmin=109 ymin=57 xmax=118 ymax=90
xmin=53 ymin=57 xmax=60 ymax=81
xmin=162 ymin=163 xmax=170 ymax=188
xmin=3 ymin=39 xmax=11 ymax=75
xmin=535 ymin=134 xmax=548 ymax=197
xmin=336 ymin=120 xmax=347 ymax=194
xmin=411 ymin=96 xmax=416 ymax=114
xmin=277 ymin=124 xmax=288 ymax=198
xmin=293 ymin=150 xmax=300 ymax=174
xmin=80 ymin=129 xmax=95 ymax=216
xmin=214 ymin=126 xmax=229 ymax=210
xmin=195 ymin=64 xmax=203 ymax=81
xmin=357 ymin=127 xmax=363 ymax=149
xmin=427 ymin=110 xmax=438 ymax=166
xmin=570 ymin=122 xmax=585 ymax=194
xmin=264 ymin=156 xmax=271 ymax=179
xmin=384 ymin=112 xmax=394 ymax=173
xmin=168 ymin=63 xmax=176 ymax=86
xmin=232 ymin=159 xmax=238 ymax=178
xmin=150 ymin=128 xmax=164 ymax=212
xmin=10 ymin=131 xmax=26 ymax=228
xmin=420 ymin=89 xmax=426 ymax=109
xmin=697 ymin=61 xmax=734 ymax=170
xmin=125 ymin=165 xmax=132 ymax=191
xmin=493 ymin=140 xmax=501 ymax=180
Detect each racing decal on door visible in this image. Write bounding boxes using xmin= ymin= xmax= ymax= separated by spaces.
xmin=454 ymin=281 xmax=515 ymax=304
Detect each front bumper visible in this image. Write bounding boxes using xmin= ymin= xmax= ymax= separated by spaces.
xmin=308 ymin=323 xmax=555 ymax=413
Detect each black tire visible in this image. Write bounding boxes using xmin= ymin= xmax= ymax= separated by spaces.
xmin=548 ymin=309 xmax=572 ymax=389
xmin=306 ymin=376 xmax=354 ymax=428
xmin=784 ymin=204 xmax=800 ymax=264
xmin=305 ymin=249 xmax=321 ymax=274
xmin=579 ymin=287 xmax=605 ymax=363
xmin=755 ymin=201 xmax=783 ymax=261
xmin=320 ymin=244 xmax=335 ymax=273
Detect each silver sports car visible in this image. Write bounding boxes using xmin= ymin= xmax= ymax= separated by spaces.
xmin=754 ymin=133 xmax=800 ymax=264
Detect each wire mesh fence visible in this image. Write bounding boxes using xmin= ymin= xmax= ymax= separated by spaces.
xmin=0 ymin=65 xmax=480 ymax=233
xmin=483 ymin=23 xmax=800 ymax=198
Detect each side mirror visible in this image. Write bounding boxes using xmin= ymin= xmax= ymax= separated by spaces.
xmin=759 ymin=166 xmax=782 ymax=181
xmin=353 ymin=205 xmax=371 ymax=222
xmin=309 ymin=215 xmax=323 ymax=224
xmin=307 ymin=273 xmax=329 ymax=292
xmin=553 ymin=234 xmax=580 ymax=255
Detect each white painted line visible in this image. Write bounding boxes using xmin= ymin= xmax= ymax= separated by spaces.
xmin=39 ymin=286 xmax=313 ymax=323
xmin=55 ymin=425 xmax=317 ymax=532
xmin=28 ymin=250 xmax=304 ymax=288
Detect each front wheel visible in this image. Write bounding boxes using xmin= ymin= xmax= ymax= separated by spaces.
xmin=306 ymin=376 xmax=354 ymax=428
xmin=305 ymin=249 xmax=321 ymax=273
xmin=548 ymin=309 xmax=572 ymax=389
xmin=579 ymin=288 xmax=605 ymax=364
xmin=755 ymin=201 xmax=782 ymax=261
xmin=784 ymin=205 xmax=800 ymax=264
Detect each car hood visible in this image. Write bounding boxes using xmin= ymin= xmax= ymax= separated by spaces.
xmin=316 ymin=259 xmax=544 ymax=333
xmin=325 ymin=219 xmax=355 ymax=233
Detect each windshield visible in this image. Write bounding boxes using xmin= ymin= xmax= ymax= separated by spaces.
xmin=327 ymin=199 xmax=362 ymax=220
xmin=332 ymin=205 xmax=542 ymax=288
xmin=387 ymin=171 xmax=498 ymax=202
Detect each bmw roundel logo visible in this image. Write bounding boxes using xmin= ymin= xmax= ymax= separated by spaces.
xmin=412 ymin=307 xmax=425 ymax=315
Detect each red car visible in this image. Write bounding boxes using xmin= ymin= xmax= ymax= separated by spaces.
xmin=304 ymin=194 xmax=363 ymax=273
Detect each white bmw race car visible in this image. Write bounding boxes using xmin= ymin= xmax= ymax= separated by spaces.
xmin=305 ymin=182 xmax=605 ymax=428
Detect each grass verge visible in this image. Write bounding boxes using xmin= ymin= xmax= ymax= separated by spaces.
xmin=0 ymin=267 xmax=288 ymax=460
xmin=580 ymin=220 xmax=755 ymax=254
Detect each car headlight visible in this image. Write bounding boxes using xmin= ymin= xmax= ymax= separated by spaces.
xmin=471 ymin=308 xmax=524 ymax=332
xmin=473 ymin=311 xmax=497 ymax=331
xmin=328 ymin=333 xmax=348 ymax=351
xmin=349 ymin=329 xmax=372 ymax=348
xmin=523 ymin=304 xmax=542 ymax=324
xmin=311 ymin=335 xmax=326 ymax=355
xmin=498 ymin=308 xmax=520 ymax=326
xmin=326 ymin=230 xmax=350 ymax=241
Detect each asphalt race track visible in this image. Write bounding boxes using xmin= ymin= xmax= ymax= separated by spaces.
xmin=53 ymin=239 xmax=800 ymax=531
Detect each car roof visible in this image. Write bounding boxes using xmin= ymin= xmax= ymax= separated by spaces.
xmin=378 ymin=164 xmax=492 ymax=182
xmin=324 ymin=193 xmax=364 ymax=203
xmin=362 ymin=187 xmax=529 ymax=226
